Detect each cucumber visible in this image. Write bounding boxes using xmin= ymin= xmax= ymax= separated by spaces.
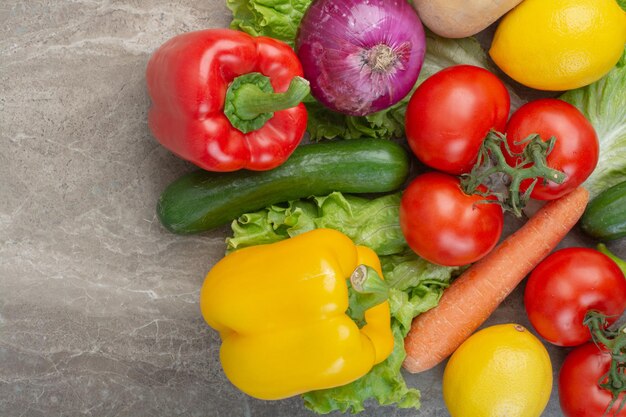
xmin=157 ymin=139 xmax=410 ymax=234
xmin=580 ymin=180 xmax=626 ymax=241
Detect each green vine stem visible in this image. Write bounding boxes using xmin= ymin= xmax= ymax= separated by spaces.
xmin=584 ymin=311 xmax=626 ymax=416
xmin=460 ymin=131 xmax=567 ymax=217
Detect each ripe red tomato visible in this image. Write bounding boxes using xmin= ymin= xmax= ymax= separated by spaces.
xmin=559 ymin=342 xmax=626 ymax=417
xmin=399 ymin=172 xmax=503 ymax=266
xmin=524 ymin=247 xmax=626 ymax=347
xmin=405 ymin=65 xmax=510 ymax=175
xmin=504 ymin=98 xmax=599 ymax=200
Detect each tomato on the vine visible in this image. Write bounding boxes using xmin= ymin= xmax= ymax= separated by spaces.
xmin=504 ymin=98 xmax=599 ymax=200
xmin=524 ymin=247 xmax=626 ymax=347
xmin=559 ymin=342 xmax=626 ymax=417
xmin=405 ymin=65 xmax=510 ymax=175
xmin=399 ymin=172 xmax=503 ymax=267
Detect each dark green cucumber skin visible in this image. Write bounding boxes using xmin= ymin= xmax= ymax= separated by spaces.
xmin=157 ymin=139 xmax=410 ymax=234
xmin=581 ymin=180 xmax=626 ymax=241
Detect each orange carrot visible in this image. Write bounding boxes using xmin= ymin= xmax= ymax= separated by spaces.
xmin=403 ymin=187 xmax=589 ymax=373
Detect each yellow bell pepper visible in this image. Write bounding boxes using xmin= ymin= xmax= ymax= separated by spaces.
xmin=200 ymin=228 xmax=394 ymax=400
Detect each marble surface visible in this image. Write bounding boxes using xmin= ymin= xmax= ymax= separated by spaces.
xmin=1 ymin=1 xmax=624 ymax=416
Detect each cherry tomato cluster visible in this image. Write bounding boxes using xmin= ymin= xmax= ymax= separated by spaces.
xmin=399 ymin=65 xmax=599 ymax=267
xmin=525 ymin=248 xmax=626 ymax=417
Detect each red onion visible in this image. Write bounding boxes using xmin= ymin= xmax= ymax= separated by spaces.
xmin=296 ymin=0 xmax=426 ymax=116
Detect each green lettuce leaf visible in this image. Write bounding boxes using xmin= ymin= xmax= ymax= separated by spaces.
xmin=227 ymin=192 xmax=460 ymax=414
xmin=227 ymin=192 xmax=406 ymax=255
xmin=226 ymin=0 xmax=522 ymax=140
xmin=382 ymin=251 xmax=457 ymax=335
xmin=226 ymin=0 xmax=309 ymax=47
xmin=303 ymin=90 xmax=409 ymax=141
xmin=560 ymin=48 xmax=626 ymax=198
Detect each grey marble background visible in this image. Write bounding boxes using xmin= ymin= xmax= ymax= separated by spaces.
xmin=1 ymin=1 xmax=624 ymax=416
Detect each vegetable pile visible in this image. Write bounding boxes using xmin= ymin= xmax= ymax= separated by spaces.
xmin=145 ymin=0 xmax=626 ymax=415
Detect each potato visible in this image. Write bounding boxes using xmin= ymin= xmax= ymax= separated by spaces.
xmin=412 ymin=0 xmax=524 ymax=38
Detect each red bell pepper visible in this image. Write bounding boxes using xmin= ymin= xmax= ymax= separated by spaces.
xmin=146 ymin=29 xmax=310 ymax=172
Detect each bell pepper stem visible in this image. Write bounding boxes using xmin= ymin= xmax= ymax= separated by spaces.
xmin=233 ymin=76 xmax=310 ymax=119
xmin=347 ymin=265 xmax=389 ymax=327
xmin=224 ymin=72 xmax=310 ymax=133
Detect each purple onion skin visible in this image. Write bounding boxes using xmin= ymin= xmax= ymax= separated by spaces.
xmin=296 ymin=0 xmax=426 ymax=116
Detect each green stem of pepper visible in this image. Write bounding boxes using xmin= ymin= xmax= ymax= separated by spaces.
xmin=347 ymin=265 xmax=390 ymax=327
xmin=224 ymin=72 xmax=310 ymax=133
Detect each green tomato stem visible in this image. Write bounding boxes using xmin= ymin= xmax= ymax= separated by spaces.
xmin=584 ymin=311 xmax=626 ymax=415
xmin=460 ymin=131 xmax=567 ymax=217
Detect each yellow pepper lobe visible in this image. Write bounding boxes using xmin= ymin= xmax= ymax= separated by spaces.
xmin=199 ymin=228 xmax=394 ymax=400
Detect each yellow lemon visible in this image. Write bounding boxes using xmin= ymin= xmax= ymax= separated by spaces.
xmin=490 ymin=0 xmax=626 ymax=91
xmin=443 ymin=324 xmax=552 ymax=417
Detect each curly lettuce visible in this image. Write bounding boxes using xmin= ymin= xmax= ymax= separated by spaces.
xmin=560 ymin=48 xmax=626 ymax=198
xmin=227 ymin=192 xmax=460 ymax=413
xmin=226 ymin=0 xmax=308 ymax=47
xmin=228 ymin=192 xmax=405 ymax=255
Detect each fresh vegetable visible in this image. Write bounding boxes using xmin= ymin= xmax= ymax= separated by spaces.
xmin=581 ymin=180 xmax=626 ymax=241
xmin=559 ymin=342 xmax=626 ymax=417
xmin=561 ymin=306 xmax=626 ymax=417
xmin=443 ymin=324 xmax=552 ymax=417
xmin=461 ymin=97 xmax=598 ymax=215
xmin=560 ymin=51 xmax=626 ymax=198
xmin=399 ymin=172 xmax=503 ymax=266
xmin=403 ymin=187 xmax=590 ymax=373
xmin=295 ymin=0 xmax=426 ymax=116
xmin=226 ymin=191 xmax=461 ymax=413
xmin=157 ymin=139 xmax=409 ymax=234
xmin=226 ymin=0 xmax=309 ymax=48
xmin=405 ymin=65 xmax=510 ymax=175
xmin=524 ymin=247 xmax=626 ymax=347
xmin=411 ymin=0 xmax=523 ymax=38
xmin=228 ymin=192 xmax=407 ymax=256
xmin=489 ymin=0 xmax=626 ymax=91
xmin=504 ymin=99 xmax=599 ymax=200
xmin=227 ymin=0 xmax=523 ymax=140
xmin=200 ymin=228 xmax=394 ymax=400
xmin=146 ymin=29 xmax=309 ymax=172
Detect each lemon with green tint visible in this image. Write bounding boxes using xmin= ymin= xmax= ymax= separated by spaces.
xmin=490 ymin=0 xmax=626 ymax=91
xmin=443 ymin=324 xmax=552 ymax=417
